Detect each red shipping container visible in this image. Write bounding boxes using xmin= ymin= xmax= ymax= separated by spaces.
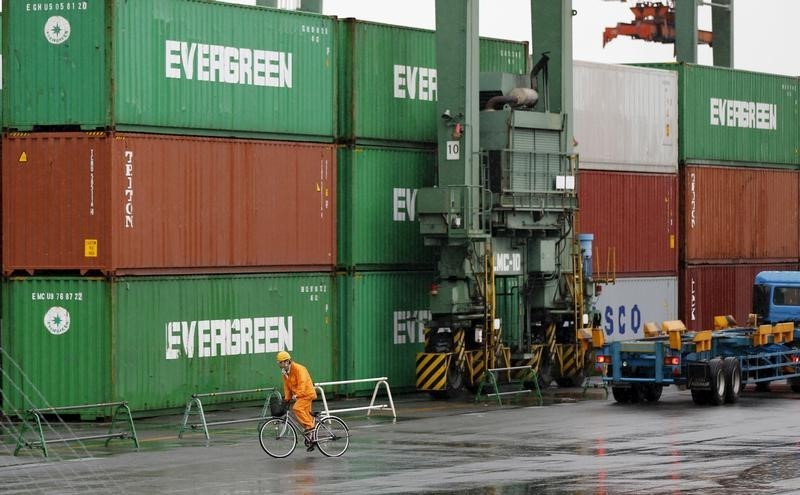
xmin=681 ymin=165 xmax=800 ymax=263
xmin=2 ymin=132 xmax=336 ymax=275
xmin=680 ymin=262 xmax=800 ymax=331
xmin=579 ymin=170 xmax=678 ymax=276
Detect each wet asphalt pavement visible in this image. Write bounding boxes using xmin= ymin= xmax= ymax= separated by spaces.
xmin=2 ymin=383 xmax=800 ymax=494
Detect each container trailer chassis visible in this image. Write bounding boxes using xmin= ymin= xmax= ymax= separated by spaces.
xmin=597 ymin=322 xmax=800 ymax=405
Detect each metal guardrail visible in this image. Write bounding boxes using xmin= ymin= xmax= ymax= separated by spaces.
xmin=14 ymin=401 xmax=139 ymax=457
xmin=314 ymin=377 xmax=396 ymax=419
xmin=178 ymin=387 xmax=282 ymax=441
xmin=474 ymin=365 xmax=542 ymax=406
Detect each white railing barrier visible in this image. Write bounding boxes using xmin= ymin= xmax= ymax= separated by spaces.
xmin=178 ymin=387 xmax=281 ymax=441
xmin=313 ymin=377 xmax=396 ymax=419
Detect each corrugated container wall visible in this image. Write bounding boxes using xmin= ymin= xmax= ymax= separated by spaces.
xmin=574 ymin=61 xmax=678 ymax=173
xmin=680 ymin=263 xmax=800 ymax=331
xmin=594 ymin=276 xmax=678 ymax=342
xmin=337 ymin=18 xmax=527 ymax=145
xmin=2 ymin=273 xmax=335 ymax=413
xmin=579 ymin=170 xmax=678 ymax=276
xmin=3 ymin=0 xmax=336 ymax=140
xmin=2 ymin=278 xmax=111 ymax=414
xmin=335 ymin=271 xmax=432 ymax=394
xmin=2 ymin=133 xmax=336 ymax=275
xmin=639 ymin=63 xmax=799 ymax=167
xmin=337 ymin=146 xmax=435 ymax=269
xmin=681 ymin=165 xmax=800 ymax=263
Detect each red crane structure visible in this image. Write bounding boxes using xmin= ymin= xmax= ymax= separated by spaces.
xmin=602 ymin=1 xmax=713 ymax=47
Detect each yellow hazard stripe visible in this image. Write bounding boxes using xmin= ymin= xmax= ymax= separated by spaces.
xmin=466 ymin=350 xmax=485 ymax=383
xmin=416 ymin=353 xmax=450 ymax=391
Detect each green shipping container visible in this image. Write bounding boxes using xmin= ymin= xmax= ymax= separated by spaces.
xmin=3 ymin=0 xmax=335 ymax=140
xmin=2 ymin=273 xmax=334 ymax=414
xmin=639 ymin=63 xmax=799 ymax=167
xmin=337 ymin=145 xmax=436 ymax=269
xmin=2 ymin=278 xmax=111 ymax=416
xmin=335 ymin=270 xmax=432 ymax=394
xmin=337 ymin=19 xmax=528 ymax=145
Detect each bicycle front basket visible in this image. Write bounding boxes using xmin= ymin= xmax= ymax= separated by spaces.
xmin=269 ymin=397 xmax=287 ymax=417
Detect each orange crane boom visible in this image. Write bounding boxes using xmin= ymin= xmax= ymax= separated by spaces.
xmin=603 ymin=2 xmax=713 ymax=47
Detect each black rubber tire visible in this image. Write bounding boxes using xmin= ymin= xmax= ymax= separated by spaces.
xmin=644 ymin=384 xmax=663 ymax=402
xmin=627 ymin=383 xmax=645 ymax=403
xmin=707 ymin=358 xmax=726 ymax=406
xmin=314 ymin=416 xmax=349 ymax=457
xmin=259 ymin=418 xmax=297 ymax=458
xmin=722 ymin=357 xmax=741 ymax=404
xmin=789 ymin=377 xmax=800 ymax=393
xmin=611 ymin=386 xmax=631 ymax=403
xmin=537 ymin=361 xmax=554 ymax=391
xmin=691 ymin=389 xmax=709 ymax=405
xmin=555 ymin=369 xmax=586 ymax=388
xmin=431 ymin=365 xmax=465 ymax=399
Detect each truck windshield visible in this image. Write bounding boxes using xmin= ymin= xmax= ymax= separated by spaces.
xmin=772 ymin=287 xmax=800 ymax=306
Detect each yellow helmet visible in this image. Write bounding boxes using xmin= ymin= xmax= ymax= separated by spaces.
xmin=276 ymin=351 xmax=291 ymax=362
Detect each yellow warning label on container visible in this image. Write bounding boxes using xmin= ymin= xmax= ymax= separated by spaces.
xmin=85 ymin=239 xmax=98 ymax=258
xmin=19 ymin=152 xmax=28 ymax=163
xmin=670 ymin=234 xmax=675 ymax=249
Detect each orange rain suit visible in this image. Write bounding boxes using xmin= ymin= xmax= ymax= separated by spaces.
xmin=282 ymin=362 xmax=318 ymax=431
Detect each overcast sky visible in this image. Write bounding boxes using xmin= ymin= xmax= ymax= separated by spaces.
xmin=223 ymin=0 xmax=800 ymax=76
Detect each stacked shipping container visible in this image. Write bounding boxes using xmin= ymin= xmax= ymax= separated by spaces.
xmin=1 ymin=0 xmax=340 ymax=413
xmin=574 ymin=61 xmax=680 ymax=341
xmin=0 ymin=2 xmax=532 ymax=410
xmin=641 ymin=63 xmax=800 ymax=330
xmin=333 ymin=19 xmax=528 ymax=393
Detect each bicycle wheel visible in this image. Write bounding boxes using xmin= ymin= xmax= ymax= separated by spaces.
xmin=314 ymin=416 xmax=349 ymax=457
xmin=259 ymin=417 xmax=297 ymax=458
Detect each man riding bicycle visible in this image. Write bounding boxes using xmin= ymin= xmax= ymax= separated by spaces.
xmin=276 ymin=351 xmax=318 ymax=451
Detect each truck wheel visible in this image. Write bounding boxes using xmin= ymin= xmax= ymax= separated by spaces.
xmin=644 ymin=384 xmax=663 ymax=402
xmin=628 ymin=383 xmax=645 ymax=403
xmin=722 ymin=357 xmax=741 ymax=403
xmin=691 ymin=389 xmax=709 ymax=405
xmin=788 ymin=377 xmax=800 ymax=393
xmin=707 ymin=358 xmax=726 ymax=406
xmin=611 ymin=386 xmax=631 ymax=403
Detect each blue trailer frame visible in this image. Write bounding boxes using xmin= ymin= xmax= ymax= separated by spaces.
xmin=598 ymin=326 xmax=800 ymax=405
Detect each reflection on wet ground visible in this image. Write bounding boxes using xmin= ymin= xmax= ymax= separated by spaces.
xmin=3 ymin=387 xmax=800 ymax=494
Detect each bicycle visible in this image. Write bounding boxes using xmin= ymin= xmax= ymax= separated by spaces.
xmin=259 ymin=400 xmax=350 ymax=458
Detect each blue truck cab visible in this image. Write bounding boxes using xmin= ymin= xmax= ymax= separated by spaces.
xmin=753 ymin=271 xmax=800 ymax=324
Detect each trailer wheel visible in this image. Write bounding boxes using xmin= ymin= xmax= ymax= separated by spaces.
xmin=628 ymin=383 xmax=645 ymax=403
xmin=722 ymin=357 xmax=741 ymax=403
xmin=690 ymin=389 xmax=709 ymax=405
xmin=611 ymin=386 xmax=631 ymax=403
xmin=788 ymin=377 xmax=800 ymax=393
xmin=707 ymin=358 xmax=726 ymax=406
xmin=644 ymin=384 xmax=663 ymax=402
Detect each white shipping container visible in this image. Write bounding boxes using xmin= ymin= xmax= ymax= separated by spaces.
xmin=573 ymin=61 xmax=678 ymax=173
xmin=593 ymin=276 xmax=678 ymax=342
